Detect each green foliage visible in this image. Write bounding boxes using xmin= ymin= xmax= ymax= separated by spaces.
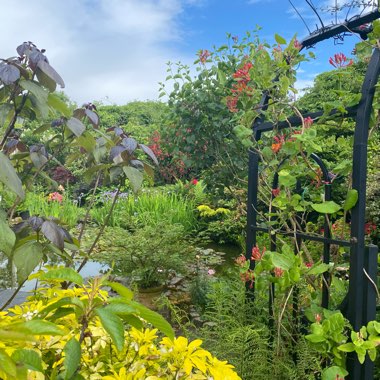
xmin=90 ymin=188 xmax=197 ymax=232
xmin=95 ymin=222 xmax=196 ymax=288
xmin=0 ymin=268 xmax=240 ymax=379
xmin=21 ymin=191 xmax=83 ymax=228
xmin=198 ymin=278 xmax=322 ymax=379
xmin=96 ymin=101 xmax=168 ymax=144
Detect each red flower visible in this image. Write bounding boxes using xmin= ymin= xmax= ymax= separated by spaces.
xmin=226 ymin=96 xmax=238 ymax=113
xmin=192 ymin=179 xmax=198 ymax=185
xmin=329 ymin=53 xmax=353 ymax=68
xmin=364 ymin=222 xmax=376 ymax=235
xmin=271 ymin=188 xmax=280 ymax=197
xmin=47 ymin=192 xmax=63 ymax=203
xmin=305 ymin=262 xmax=313 ymax=268
xmin=293 ymin=39 xmax=302 ymax=50
xmin=315 ymin=313 xmax=322 ymax=323
xmin=274 ymin=267 xmax=284 ymax=277
xmin=303 ymin=116 xmax=313 ymax=128
xmin=251 ymin=245 xmax=266 ymax=261
xmin=233 ymin=61 xmax=253 ymax=83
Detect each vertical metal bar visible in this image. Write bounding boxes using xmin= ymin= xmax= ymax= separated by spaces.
xmin=347 ymin=47 xmax=380 ymax=379
xmin=269 ymin=173 xmax=279 ymax=345
xmin=361 ymin=244 xmax=378 ymax=379
xmin=322 ymin=183 xmax=332 ymax=309
xmin=246 ymin=150 xmax=259 ymax=298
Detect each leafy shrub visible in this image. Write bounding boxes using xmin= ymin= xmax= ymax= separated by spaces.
xmin=95 ymin=222 xmax=196 ymax=289
xmin=198 ymin=278 xmax=323 ymax=380
xmin=0 ymin=268 xmax=240 ymax=380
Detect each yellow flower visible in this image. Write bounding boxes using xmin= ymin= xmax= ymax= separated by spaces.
xmin=208 ymin=357 xmax=241 ymax=380
xmin=160 ymin=336 xmax=211 ymax=375
xmin=102 ymin=367 xmax=146 ymax=380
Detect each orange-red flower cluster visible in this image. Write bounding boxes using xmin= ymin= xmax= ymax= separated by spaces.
xmin=274 ymin=267 xmax=284 ymax=278
xmin=329 ymin=53 xmax=353 ymax=68
xmin=47 ymin=192 xmax=63 ymax=203
xmin=251 ymin=245 xmax=266 ymax=261
xmin=271 ymin=135 xmax=285 ymax=154
xmin=227 ymin=61 xmax=254 ymax=113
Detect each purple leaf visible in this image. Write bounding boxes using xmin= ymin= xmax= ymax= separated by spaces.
xmin=41 ymin=220 xmax=65 ymax=250
xmin=0 ymin=62 xmax=20 ymax=85
xmin=110 ymin=145 xmax=126 ymax=161
xmin=37 ymin=60 xmax=65 ymax=88
xmin=139 ymin=144 xmax=158 ymax=166
xmin=122 ymin=138 xmax=137 ymax=154
xmin=85 ymin=109 xmax=99 ymax=128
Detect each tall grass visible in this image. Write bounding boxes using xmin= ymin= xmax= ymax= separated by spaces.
xmin=90 ymin=190 xmax=197 ymax=232
xmin=21 ymin=192 xmax=83 ymax=228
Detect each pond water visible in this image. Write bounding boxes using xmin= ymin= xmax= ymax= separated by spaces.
xmin=0 ymin=243 xmax=241 ymax=309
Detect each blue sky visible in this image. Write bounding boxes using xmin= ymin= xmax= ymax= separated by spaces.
xmin=0 ymin=0 xmax=376 ymax=104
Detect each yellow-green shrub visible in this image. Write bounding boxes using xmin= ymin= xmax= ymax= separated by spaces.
xmin=0 ymin=268 xmax=240 ymax=380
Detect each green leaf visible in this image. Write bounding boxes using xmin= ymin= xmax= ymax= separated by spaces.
xmin=12 ymin=349 xmax=43 ymax=372
xmin=338 ymin=343 xmax=355 ymax=352
xmin=305 ymin=334 xmax=326 ymax=343
xmin=368 ymin=348 xmax=377 ymax=362
xmin=274 ymin=33 xmax=286 ymax=45
xmin=307 ymin=263 xmax=330 ymax=276
xmin=13 ymin=241 xmax=43 ymax=284
xmin=126 ymin=300 xmax=174 ymax=339
xmin=0 ymin=349 xmax=17 ymax=378
xmin=104 ymin=302 xmax=136 ymax=315
xmin=104 ymin=281 xmax=133 ymax=300
xmin=0 ymin=151 xmax=25 ymax=199
xmin=0 ymin=103 xmax=13 ymax=127
xmin=271 ymin=254 xmax=293 ymax=271
xmin=343 ymin=189 xmax=358 ymax=211
xmin=321 ymin=366 xmax=348 ymax=380
xmin=75 ymin=132 xmax=96 ymax=153
xmin=39 ymin=267 xmax=83 ymax=285
xmin=95 ymin=308 xmax=125 ymax=351
xmin=19 ymin=79 xmax=48 ymax=104
xmin=39 ymin=297 xmax=84 ymax=318
xmin=67 ymin=117 xmax=86 ymax=137
xmin=64 ymin=338 xmax=81 ymax=380
xmin=36 ymin=67 xmax=56 ymax=92
xmin=311 ymin=201 xmax=341 ymax=214
xmin=6 ymin=320 xmax=65 ymax=336
xmin=121 ymin=314 xmax=144 ymax=330
xmin=48 ymin=93 xmax=71 ymax=116
xmin=278 ymin=169 xmax=297 ymax=187
xmin=123 ymin=166 xmax=143 ymax=193
xmin=0 ymin=209 xmax=15 ymax=257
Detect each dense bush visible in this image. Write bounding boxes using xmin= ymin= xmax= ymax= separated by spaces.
xmin=0 ymin=268 xmax=240 ymax=380
xmin=95 ymin=222 xmax=196 ymax=289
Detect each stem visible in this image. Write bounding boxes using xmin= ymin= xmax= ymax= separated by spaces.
xmin=0 ymin=279 xmax=27 ymax=311
xmin=0 ymin=89 xmax=29 ymax=150
xmin=77 ymin=173 xmax=101 ymax=244
xmin=76 ymin=183 xmax=122 ymax=274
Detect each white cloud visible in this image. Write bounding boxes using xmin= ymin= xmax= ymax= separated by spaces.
xmin=0 ymin=0 xmax=199 ymax=105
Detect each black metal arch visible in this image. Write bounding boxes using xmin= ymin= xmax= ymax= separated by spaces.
xmin=246 ymin=9 xmax=380 ymax=380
